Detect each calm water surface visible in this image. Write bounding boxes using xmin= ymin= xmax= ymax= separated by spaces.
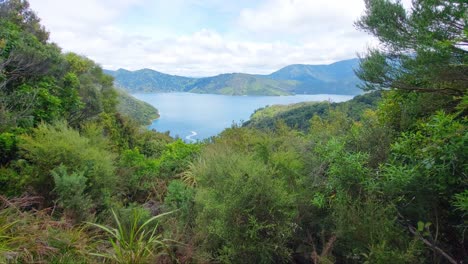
xmin=133 ymin=93 xmax=354 ymax=142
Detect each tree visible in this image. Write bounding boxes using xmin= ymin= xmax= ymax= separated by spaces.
xmin=0 ymin=0 xmax=49 ymax=43
xmin=355 ymin=0 xmax=467 ymax=96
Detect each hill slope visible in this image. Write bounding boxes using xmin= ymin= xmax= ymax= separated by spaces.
xmin=266 ymin=58 xmax=361 ymax=94
xmin=116 ymin=89 xmax=159 ymax=125
xmin=244 ymin=91 xmax=382 ymax=131
xmin=104 ymin=69 xmax=195 ymax=93
xmin=187 ymin=73 xmax=298 ymax=96
xmin=105 ymin=59 xmax=363 ymax=96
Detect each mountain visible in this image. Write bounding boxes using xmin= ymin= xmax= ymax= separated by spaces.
xmin=266 ymin=58 xmax=361 ymax=94
xmin=188 ymin=73 xmax=298 ymax=96
xmin=105 ymin=58 xmax=363 ymax=96
xmin=104 ymin=69 xmax=195 ymax=93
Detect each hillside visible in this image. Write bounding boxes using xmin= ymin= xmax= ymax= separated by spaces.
xmin=266 ymin=58 xmax=361 ymax=94
xmin=244 ymin=91 xmax=382 ymax=131
xmin=104 ymin=69 xmax=195 ymax=93
xmin=105 ymin=59 xmax=362 ymax=96
xmin=188 ymin=73 xmax=297 ymax=96
xmin=116 ymin=89 xmax=159 ymax=125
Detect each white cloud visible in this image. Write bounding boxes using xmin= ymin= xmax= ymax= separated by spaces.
xmin=238 ymin=0 xmax=365 ymax=37
xmin=26 ymin=0 xmax=410 ymax=76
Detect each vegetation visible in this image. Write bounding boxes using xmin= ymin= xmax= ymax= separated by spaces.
xmin=115 ymin=89 xmax=159 ymax=126
xmin=244 ymin=91 xmax=382 ymax=131
xmin=106 ymin=59 xmax=362 ymax=96
xmin=88 ymin=209 xmax=173 ymax=264
xmin=0 ymin=0 xmax=466 ymax=263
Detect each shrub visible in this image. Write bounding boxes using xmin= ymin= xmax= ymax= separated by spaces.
xmin=89 ymin=209 xmax=173 ymax=264
xmin=164 ymin=180 xmax=195 ymax=227
xmin=195 ymin=145 xmax=297 ymax=263
xmin=19 ymin=121 xmax=116 ymax=210
xmin=52 ymin=165 xmax=93 ymax=222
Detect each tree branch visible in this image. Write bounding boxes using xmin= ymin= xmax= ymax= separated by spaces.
xmin=407 ymin=225 xmax=459 ymax=264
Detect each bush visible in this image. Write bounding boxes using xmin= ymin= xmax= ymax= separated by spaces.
xmin=117 ymin=148 xmax=159 ymax=202
xmin=89 ymin=208 xmax=173 ymax=264
xmin=164 ymin=180 xmax=195 ymax=227
xmin=158 ymin=139 xmax=201 ymax=178
xmin=0 ymin=132 xmax=17 ymax=165
xmin=52 ymin=165 xmax=93 ymax=222
xmin=195 ymin=145 xmax=297 ymax=263
xmin=19 ymin=121 xmax=116 ymax=211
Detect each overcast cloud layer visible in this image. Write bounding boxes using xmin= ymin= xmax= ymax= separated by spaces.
xmin=28 ymin=0 xmax=411 ymax=76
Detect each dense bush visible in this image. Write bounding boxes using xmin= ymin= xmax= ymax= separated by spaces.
xmin=19 ymin=121 xmax=116 ymax=212
xmin=0 ymin=0 xmax=466 ymax=263
xmin=195 ymin=145 xmax=297 ymax=263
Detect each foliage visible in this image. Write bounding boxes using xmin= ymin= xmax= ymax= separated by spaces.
xmin=19 ymin=121 xmax=116 ymax=211
xmin=195 ymin=144 xmax=297 ymax=263
xmin=117 ymin=147 xmax=160 ymax=202
xmin=52 ymin=165 xmax=92 ymax=222
xmin=164 ymin=180 xmax=195 ymax=227
xmin=157 ymin=139 xmax=201 ymax=178
xmin=116 ymin=89 xmax=159 ymax=126
xmin=89 ymin=209 xmax=173 ymax=264
xmin=0 ymin=196 xmax=96 ymax=263
xmin=0 ymin=0 xmax=466 ymax=263
xmin=0 ymin=132 xmax=17 ymax=164
xmin=377 ymin=112 xmax=467 ymax=259
xmin=245 ymin=91 xmax=382 ymax=131
xmin=453 ymin=190 xmax=468 ymax=214
xmin=355 ymin=0 xmax=467 ymax=96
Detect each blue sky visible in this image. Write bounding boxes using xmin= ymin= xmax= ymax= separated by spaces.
xmin=28 ymin=0 xmax=412 ymax=76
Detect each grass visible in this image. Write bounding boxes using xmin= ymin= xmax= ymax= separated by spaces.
xmin=88 ymin=209 xmax=174 ymax=264
xmin=0 ymin=196 xmax=96 ymax=263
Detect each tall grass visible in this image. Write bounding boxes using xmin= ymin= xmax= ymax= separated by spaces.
xmin=0 ymin=212 xmax=17 ymax=263
xmin=0 ymin=195 xmax=95 ymax=263
xmin=89 ymin=209 xmax=174 ymax=264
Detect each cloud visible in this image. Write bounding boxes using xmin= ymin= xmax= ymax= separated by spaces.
xmin=26 ymin=0 xmax=403 ymax=76
xmin=95 ymin=28 xmax=363 ymax=77
xmin=238 ymin=0 xmax=365 ymax=37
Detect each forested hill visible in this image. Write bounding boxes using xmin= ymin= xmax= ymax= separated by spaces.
xmin=244 ymin=91 xmax=382 ymax=131
xmin=104 ymin=68 xmax=195 ymax=93
xmin=116 ymin=89 xmax=159 ymax=125
xmin=266 ymin=58 xmax=360 ymax=94
xmin=105 ymin=59 xmax=362 ymax=96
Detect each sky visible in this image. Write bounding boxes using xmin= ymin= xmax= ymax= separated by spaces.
xmin=28 ymin=0 xmax=412 ymax=77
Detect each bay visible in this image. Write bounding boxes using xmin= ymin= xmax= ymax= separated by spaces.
xmin=133 ymin=93 xmax=354 ymax=142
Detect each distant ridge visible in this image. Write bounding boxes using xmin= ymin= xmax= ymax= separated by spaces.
xmin=105 ymin=58 xmax=362 ymax=96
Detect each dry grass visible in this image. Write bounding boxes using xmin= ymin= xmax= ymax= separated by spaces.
xmin=0 ymin=195 xmax=96 ymax=263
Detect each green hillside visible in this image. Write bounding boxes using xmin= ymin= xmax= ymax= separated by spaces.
xmin=245 ymin=91 xmax=382 ymax=131
xmin=116 ymin=89 xmax=159 ymax=125
xmin=188 ymin=73 xmax=297 ymax=95
xmin=104 ymin=68 xmax=195 ymax=93
xmin=267 ymin=58 xmax=362 ymax=94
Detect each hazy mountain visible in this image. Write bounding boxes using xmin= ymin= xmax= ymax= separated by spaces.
xmin=188 ymin=73 xmax=298 ymax=96
xmin=266 ymin=58 xmax=361 ymax=94
xmin=105 ymin=58 xmax=362 ymax=96
xmin=104 ymin=69 xmax=195 ymax=93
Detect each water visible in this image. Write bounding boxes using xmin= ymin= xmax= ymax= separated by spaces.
xmin=133 ymin=93 xmax=354 ymax=141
